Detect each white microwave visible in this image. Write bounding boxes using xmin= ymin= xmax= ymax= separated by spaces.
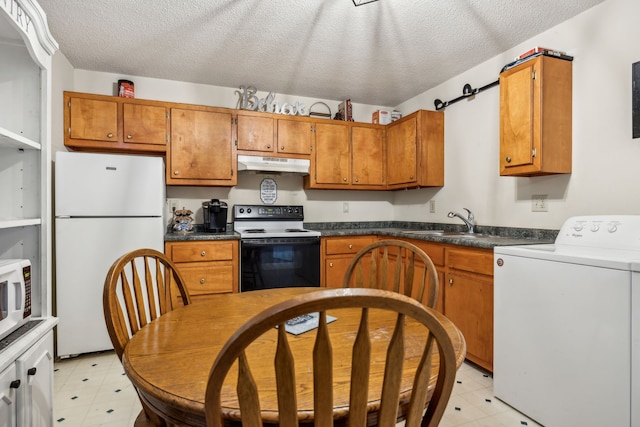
xmin=0 ymin=259 xmax=32 ymax=340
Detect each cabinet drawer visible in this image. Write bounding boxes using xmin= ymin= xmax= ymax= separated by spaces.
xmin=168 ymin=241 xmax=236 ymax=262
xmin=179 ymin=262 xmax=235 ymax=295
xmin=408 ymin=240 xmax=445 ymax=266
xmin=324 ymin=236 xmax=375 ymax=255
xmin=446 ymin=248 xmax=493 ymax=276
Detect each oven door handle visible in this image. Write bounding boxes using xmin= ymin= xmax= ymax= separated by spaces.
xmin=241 ymin=237 xmax=320 ymax=245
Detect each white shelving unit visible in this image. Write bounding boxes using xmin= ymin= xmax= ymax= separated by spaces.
xmin=0 ymin=0 xmax=56 ymax=317
xmin=0 ymin=1 xmax=58 ymax=425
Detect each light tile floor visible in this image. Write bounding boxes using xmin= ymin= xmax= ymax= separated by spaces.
xmin=53 ymin=351 xmax=542 ymax=427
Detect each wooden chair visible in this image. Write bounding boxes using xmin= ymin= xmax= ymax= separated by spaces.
xmin=204 ymin=288 xmax=457 ymax=427
xmin=103 ymin=248 xmax=191 ymax=427
xmin=343 ymin=239 xmax=440 ymax=308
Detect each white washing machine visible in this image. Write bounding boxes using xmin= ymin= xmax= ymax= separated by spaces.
xmin=494 ymin=215 xmax=640 ymax=427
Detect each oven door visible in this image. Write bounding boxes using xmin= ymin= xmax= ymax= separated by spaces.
xmin=240 ymin=237 xmax=320 ymax=292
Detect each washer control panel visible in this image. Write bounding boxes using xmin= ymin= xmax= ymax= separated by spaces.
xmin=556 ymin=215 xmax=640 ymax=249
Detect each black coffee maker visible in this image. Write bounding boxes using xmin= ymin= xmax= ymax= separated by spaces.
xmin=202 ymin=199 xmax=228 ymax=232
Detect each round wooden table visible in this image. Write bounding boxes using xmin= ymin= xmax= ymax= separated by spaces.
xmin=123 ymin=287 xmax=466 ymax=426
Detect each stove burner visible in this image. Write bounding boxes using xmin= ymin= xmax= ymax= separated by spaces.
xmin=244 ymin=228 xmax=266 ymax=233
xmin=285 ymin=228 xmax=308 ymax=233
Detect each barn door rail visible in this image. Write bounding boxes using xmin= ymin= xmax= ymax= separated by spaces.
xmin=434 ymin=80 xmax=499 ymax=111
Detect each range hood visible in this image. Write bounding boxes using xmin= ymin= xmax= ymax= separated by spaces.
xmin=237 ymin=155 xmax=310 ymax=175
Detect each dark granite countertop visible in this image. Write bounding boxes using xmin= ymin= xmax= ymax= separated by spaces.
xmin=165 ymin=221 xmax=557 ymax=249
xmin=306 ymin=221 xmax=557 ymax=249
xmin=164 ymin=228 xmax=239 ymax=242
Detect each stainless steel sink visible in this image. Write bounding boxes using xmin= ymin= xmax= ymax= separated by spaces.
xmin=405 ymin=230 xmax=486 ymax=238
xmin=402 ymin=230 xmax=445 ymax=235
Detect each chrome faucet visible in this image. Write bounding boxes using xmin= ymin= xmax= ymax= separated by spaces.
xmin=448 ymin=208 xmax=475 ymax=233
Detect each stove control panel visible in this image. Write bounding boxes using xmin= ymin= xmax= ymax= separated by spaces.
xmin=233 ymin=205 xmax=304 ymax=221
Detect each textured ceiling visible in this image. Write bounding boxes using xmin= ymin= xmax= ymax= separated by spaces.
xmin=37 ymin=0 xmax=603 ymax=106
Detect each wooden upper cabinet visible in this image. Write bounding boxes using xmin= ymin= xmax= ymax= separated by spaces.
xmin=68 ymin=96 xmax=117 ymax=142
xmin=305 ymin=121 xmax=385 ymax=190
xmin=351 ymin=125 xmax=385 ymax=186
xmin=312 ymin=121 xmax=351 ymax=186
xmin=386 ymin=110 xmax=444 ymax=189
xmin=236 ymin=111 xmax=275 ymax=153
xmin=277 ymin=116 xmax=312 ymax=155
xmin=386 ymin=117 xmax=417 ymax=186
xmin=123 ymin=103 xmax=167 ymax=145
xmin=236 ymin=111 xmax=311 ymax=157
xmin=167 ymin=107 xmax=237 ymax=186
xmin=64 ymin=91 xmax=168 ymax=154
xmin=500 ymin=55 xmax=572 ymax=176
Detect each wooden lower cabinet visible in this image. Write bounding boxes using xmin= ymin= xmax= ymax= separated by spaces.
xmin=444 ymin=246 xmax=494 ymax=371
xmin=165 ymin=240 xmax=238 ymax=302
xmin=321 ymin=236 xmax=376 ymax=287
xmin=322 ymin=236 xmax=493 ymax=370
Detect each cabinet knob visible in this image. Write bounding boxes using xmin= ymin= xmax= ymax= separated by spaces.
xmin=266 ymin=144 xmax=271 ymax=149
xmin=505 ymin=156 xmax=512 ymax=163
xmin=343 ymin=177 xmax=347 ymax=182
xmin=329 ymin=262 xmax=334 ymax=267
xmin=27 ymin=367 xmax=37 ymax=376
xmin=354 ymin=178 xmax=359 ymax=183
xmin=348 ymin=244 xmax=353 ymax=249
xmin=200 ymin=278 xmax=206 ymax=284
xmin=410 ymin=175 xmax=414 ymax=179
xmin=449 ymin=278 xmax=454 ymax=286
xmin=280 ymin=146 xmax=285 ymax=150
xmin=174 ymin=170 xmax=179 ymax=175
xmin=201 ymin=251 xmax=206 ymax=256
xmin=127 ymin=134 xmax=133 ymax=139
xmin=10 ymin=379 xmax=20 ymax=389
xmin=107 ymin=133 xmax=114 ymax=138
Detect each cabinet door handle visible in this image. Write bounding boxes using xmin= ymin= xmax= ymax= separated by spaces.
xmin=449 ymin=278 xmax=454 ymax=286
xmin=343 ymin=177 xmax=347 ymax=182
xmin=505 ymin=156 xmax=512 ymax=163
xmin=280 ymin=146 xmax=285 ymax=150
xmin=174 ymin=170 xmax=179 ymax=175
xmin=200 ymin=278 xmax=206 ymax=284
xmin=354 ymin=178 xmax=359 ymax=183
xmin=410 ymin=175 xmax=414 ymax=179
xmin=127 ymin=134 xmax=133 ymax=139
xmin=107 ymin=133 xmax=114 ymax=138
xmin=10 ymin=379 xmax=20 ymax=389
xmin=348 ymin=244 xmax=353 ymax=249
xmin=329 ymin=262 xmax=334 ymax=267
xmin=266 ymin=144 xmax=271 ymax=149
xmin=201 ymin=251 xmax=206 ymax=256
xmin=27 ymin=367 xmax=37 ymax=376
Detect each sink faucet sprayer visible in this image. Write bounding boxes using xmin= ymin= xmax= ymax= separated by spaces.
xmin=448 ymin=208 xmax=475 ymax=233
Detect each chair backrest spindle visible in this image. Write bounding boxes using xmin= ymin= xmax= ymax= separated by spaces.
xmin=343 ymin=240 xmax=440 ymax=309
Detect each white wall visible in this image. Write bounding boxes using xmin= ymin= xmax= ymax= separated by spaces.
xmin=51 ymin=0 xmax=640 ymax=229
xmin=394 ymin=0 xmax=640 ymax=229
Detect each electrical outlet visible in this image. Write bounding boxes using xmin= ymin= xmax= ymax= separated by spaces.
xmin=429 ymin=200 xmax=436 ymax=213
xmin=343 ymin=202 xmax=349 ymax=213
xmin=168 ymin=199 xmax=180 ymax=214
xmin=532 ymin=195 xmax=548 ymax=212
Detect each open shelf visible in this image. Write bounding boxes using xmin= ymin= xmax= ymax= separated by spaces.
xmin=0 ymin=218 xmax=42 ymax=229
xmin=0 ymin=126 xmax=41 ymax=150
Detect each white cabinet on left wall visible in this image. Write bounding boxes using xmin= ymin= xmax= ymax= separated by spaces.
xmin=0 ymin=1 xmax=59 ymax=426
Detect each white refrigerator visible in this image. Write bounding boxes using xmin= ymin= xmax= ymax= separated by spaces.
xmin=55 ymin=151 xmax=165 ymax=358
